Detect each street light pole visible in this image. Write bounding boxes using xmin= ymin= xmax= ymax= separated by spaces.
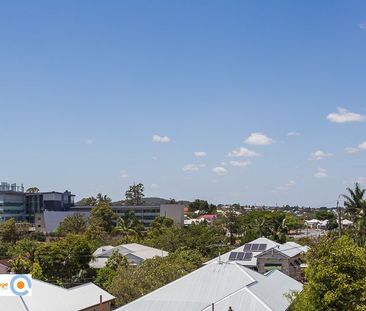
xmin=337 ymin=196 xmax=343 ymax=237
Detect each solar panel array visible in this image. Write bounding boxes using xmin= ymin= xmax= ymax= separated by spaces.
xmin=243 ymin=243 xmax=267 ymax=252
xmin=228 ymin=251 xmax=253 ymax=261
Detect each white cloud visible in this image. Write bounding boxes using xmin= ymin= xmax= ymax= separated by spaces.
xmin=326 ymin=107 xmax=366 ymax=123
xmin=310 ymin=150 xmax=334 ymax=160
xmin=182 ymin=164 xmax=206 ymax=172
xmin=220 ymin=162 xmax=227 ymax=166
xmin=120 ymin=170 xmax=129 ymax=178
xmin=245 ymin=133 xmax=275 ymax=145
xmin=356 ymin=177 xmax=366 ymax=184
xmin=151 ymin=183 xmax=160 ymax=189
xmin=152 ymin=134 xmax=171 ymax=143
xmin=86 ymin=139 xmax=93 ymax=145
xmin=358 ymin=141 xmax=366 ymax=150
xmin=271 ymin=180 xmax=296 ymax=193
xmin=229 ymin=160 xmax=251 ymax=167
xmin=194 ymin=151 xmax=207 ymax=157
xmin=228 ymin=147 xmax=260 ymax=157
xmin=345 ymin=147 xmax=359 ymax=154
xmin=152 ymin=156 xmax=158 ymax=161
xmin=287 ymin=132 xmax=301 ymax=137
xmin=212 ymin=166 xmax=228 ymax=175
xmin=314 ymin=168 xmax=328 ymax=178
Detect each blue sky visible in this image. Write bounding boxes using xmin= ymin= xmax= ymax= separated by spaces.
xmin=1 ymin=1 xmax=366 ymax=206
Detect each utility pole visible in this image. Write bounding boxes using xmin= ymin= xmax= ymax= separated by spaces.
xmin=337 ymin=200 xmax=342 ymax=237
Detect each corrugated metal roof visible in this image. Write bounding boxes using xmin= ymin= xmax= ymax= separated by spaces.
xmin=249 ymin=270 xmax=303 ymax=311
xmin=115 ymin=261 xmax=302 ymax=311
xmin=2 ymin=280 xmax=115 ymax=311
xmin=90 ymin=243 xmax=168 ymax=268
xmin=205 ymin=237 xmax=280 ymax=267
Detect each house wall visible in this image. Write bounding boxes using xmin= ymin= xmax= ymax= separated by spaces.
xmin=257 ymin=253 xmax=303 ymax=281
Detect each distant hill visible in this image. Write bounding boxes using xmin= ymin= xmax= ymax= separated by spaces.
xmin=111 ymin=197 xmax=190 ymax=206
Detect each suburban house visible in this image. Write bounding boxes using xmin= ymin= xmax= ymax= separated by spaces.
xmin=90 ymin=243 xmax=168 ymax=268
xmin=304 ymin=219 xmax=328 ymax=229
xmin=206 ymin=237 xmax=308 ymax=281
xmin=197 ymin=214 xmax=217 ymax=224
xmin=115 ymin=260 xmax=303 ymax=311
xmin=3 ymin=279 xmax=115 ymax=311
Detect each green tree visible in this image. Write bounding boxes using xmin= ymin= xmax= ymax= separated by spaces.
xmin=109 ymin=249 xmax=203 ymax=307
xmin=284 ymin=214 xmax=304 ymax=233
xmin=0 ymin=219 xmax=19 ymax=243
xmin=35 ymin=235 xmax=93 ymax=283
xmin=88 ymin=202 xmax=117 ymax=233
xmin=115 ymin=211 xmax=144 ymax=242
xmin=145 ymin=223 xmax=227 ymax=259
xmin=291 ymin=236 xmax=366 ymax=311
xmin=343 ymin=183 xmax=366 ymax=219
xmin=30 ymin=261 xmax=45 ymax=280
xmin=188 ymin=199 xmax=216 ymax=214
xmin=10 ymin=256 xmax=32 ymax=274
xmin=342 ymin=183 xmax=366 ymax=246
xmin=7 ymin=239 xmax=39 ymax=263
xmin=315 ymin=209 xmax=336 ymax=221
xmin=148 ymin=216 xmax=174 ymax=236
xmin=58 ymin=213 xmax=87 ymax=235
xmin=96 ymin=193 xmax=112 ymax=204
xmin=125 ymin=183 xmax=145 ymax=205
xmin=26 ymin=187 xmax=39 ymax=193
xmin=94 ymin=250 xmax=128 ymax=290
xmin=218 ymin=208 xmax=243 ymax=245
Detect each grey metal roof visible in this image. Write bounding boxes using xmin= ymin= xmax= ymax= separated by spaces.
xmin=115 ymin=261 xmax=302 ymax=311
xmin=205 ymin=237 xmax=280 ymax=267
xmin=90 ymin=243 xmax=168 ymax=268
xmin=206 ymin=238 xmax=308 ymax=267
xmin=249 ymin=270 xmax=303 ymax=311
xmin=2 ymin=280 xmax=115 ymax=311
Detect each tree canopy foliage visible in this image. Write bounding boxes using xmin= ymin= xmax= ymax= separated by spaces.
xmin=125 ymin=183 xmax=145 ymax=205
xmin=291 ymin=235 xmax=366 ymax=311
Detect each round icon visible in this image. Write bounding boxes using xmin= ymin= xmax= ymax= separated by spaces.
xmin=10 ymin=275 xmax=32 ymax=296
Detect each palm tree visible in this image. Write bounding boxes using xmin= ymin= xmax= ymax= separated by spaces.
xmin=342 ymin=183 xmax=366 ymax=220
xmin=115 ymin=211 xmax=143 ymax=242
xmin=342 ymin=182 xmax=366 ymax=246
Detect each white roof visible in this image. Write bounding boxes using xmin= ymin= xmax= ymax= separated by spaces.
xmin=115 ymin=261 xmax=302 ymax=311
xmin=90 ymin=243 xmax=168 ymax=268
xmin=206 ymin=237 xmax=308 ymax=267
xmin=2 ymin=280 xmax=115 ymax=311
xmin=205 ymin=237 xmax=280 ymax=267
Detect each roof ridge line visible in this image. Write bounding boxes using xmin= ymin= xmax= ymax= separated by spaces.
xmin=116 ymin=261 xmax=221 ymax=309
xmin=243 ymin=286 xmax=273 ymax=311
xmin=234 ymin=262 xmax=256 ymax=283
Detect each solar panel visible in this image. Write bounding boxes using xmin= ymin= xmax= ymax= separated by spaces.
xmin=243 ymin=244 xmax=251 ymax=251
xmin=251 ymin=244 xmax=259 ymax=251
xmin=258 ymin=244 xmax=266 ymax=251
xmin=229 ymin=252 xmax=238 ymax=261
xmin=236 ymin=252 xmax=245 ymax=260
xmin=243 ymin=252 xmax=253 ymax=261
